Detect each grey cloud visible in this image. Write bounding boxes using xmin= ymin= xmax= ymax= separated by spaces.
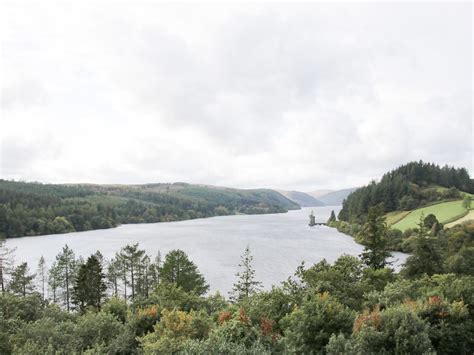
xmin=0 ymin=2 xmax=472 ymax=189
xmin=1 ymin=80 xmax=48 ymax=111
xmin=0 ymin=136 xmax=61 ymax=176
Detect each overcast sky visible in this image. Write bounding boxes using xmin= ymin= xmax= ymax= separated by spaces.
xmin=0 ymin=2 xmax=472 ymax=191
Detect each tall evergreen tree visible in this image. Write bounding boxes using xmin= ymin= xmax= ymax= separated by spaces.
xmin=37 ymin=256 xmax=47 ymax=300
xmin=358 ymin=204 xmax=392 ymax=269
xmin=149 ymin=251 xmax=162 ymax=289
xmin=117 ymin=243 xmax=146 ymax=300
xmin=106 ymin=257 xmax=121 ymax=298
xmin=55 ymin=244 xmax=77 ymax=311
xmin=0 ymin=238 xmax=15 ymax=294
xmin=327 ymin=210 xmax=337 ymax=224
xmin=72 ymin=253 xmax=107 ymax=313
xmin=402 ymin=215 xmax=443 ymax=277
xmin=161 ymin=249 xmax=209 ymax=295
xmin=229 ymin=245 xmax=262 ymax=302
xmin=48 ymin=261 xmax=61 ymax=303
xmin=8 ymin=262 xmax=35 ymax=296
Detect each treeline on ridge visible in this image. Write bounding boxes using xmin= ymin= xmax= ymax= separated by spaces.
xmin=0 ymin=180 xmax=299 ymax=238
xmin=339 ymin=161 xmax=473 ymax=222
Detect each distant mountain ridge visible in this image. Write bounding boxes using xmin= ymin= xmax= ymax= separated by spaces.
xmin=309 ymin=189 xmax=334 ymax=198
xmin=278 ymin=190 xmax=325 ymax=207
xmin=314 ymin=188 xmax=358 ymax=206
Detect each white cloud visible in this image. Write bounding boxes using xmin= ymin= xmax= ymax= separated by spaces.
xmin=1 ymin=2 xmax=472 ymax=190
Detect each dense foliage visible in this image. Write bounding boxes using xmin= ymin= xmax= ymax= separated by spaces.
xmin=339 ymin=161 xmax=473 ymax=222
xmin=0 ymin=216 xmax=473 ymax=354
xmin=0 ymin=180 xmax=298 ymax=238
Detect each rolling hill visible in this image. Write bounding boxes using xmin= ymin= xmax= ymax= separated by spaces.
xmin=339 ymin=161 xmax=473 ymax=222
xmin=391 ymin=200 xmax=470 ymax=231
xmin=0 ymin=180 xmax=299 ymax=238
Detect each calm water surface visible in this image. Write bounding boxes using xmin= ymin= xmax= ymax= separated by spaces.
xmin=7 ymin=207 xmax=407 ymax=294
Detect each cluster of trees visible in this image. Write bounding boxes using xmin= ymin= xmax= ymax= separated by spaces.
xmin=331 ymin=204 xmax=474 ymax=274
xmin=0 ymin=244 xmax=211 ymax=313
xmin=0 ymin=180 xmax=298 ymax=238
xmin=339 ymin=161 xmax=473 ymax=222
xmin=1 ymin=215 xmax=473 ymax=353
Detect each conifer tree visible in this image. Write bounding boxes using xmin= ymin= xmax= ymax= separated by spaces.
xmin=327 ymin=210 xmax=337 ymax=224
xmin=149 ymin=251 xmax=162 ymax=289
xmin=0 ymin=238 xmax=15 ymax=294
xmin=107 ymin=257 xmax=121 ymax=297
xmin=358 ymin=204 xmax=392 ymax=269
xmin=403 ymin=214 xmax=443 ymax=277
xmin=48 ymin=261 xmax=61 ymax=303
xmin=8 ymin=262 xmax=36 ymax=296
xmin=161 ymin=249 xmax=209 ymax=295
xmin=37 ymin=256 xmax=47 ymax=300
xmin=117 ymin=243 xmax=146 ymax=300
xmin=72 ymin=253 xmax=107 ymax=312
xmin=230 ymin=245 xmax=262 ymax=302
xmin=55 ymin=244 xmax=78 ymax=311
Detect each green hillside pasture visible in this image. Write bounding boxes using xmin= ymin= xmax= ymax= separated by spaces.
xmin=445 ymin=210 xmax=474 ymax=228
xmin=392 ymin=200 xmax=467 ymax=231
xmin=385 ymin=211 xmax=411 ymax=226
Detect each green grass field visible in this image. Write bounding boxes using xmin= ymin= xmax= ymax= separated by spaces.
xmin=445 ymin=210 xmax=474 ymax=228
xmin=385 ymin=211 xmax=411 ymax=226
xmin=392 ymin=200 xmax=467 ymax=231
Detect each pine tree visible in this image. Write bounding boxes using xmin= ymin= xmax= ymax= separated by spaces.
xmin=37 ymin=256 xmax=47 ymax=300
xmin=327 ymin=210 xmax=337 ymax=224
xmin=117 ymin=243 xmax=146 ymax=300
xmin=230 ymin=245 xmax=262 ymax=302
xmin=107 ymin=257 xmax=121 ymax=297
xmin=72 ymin=253 xmax=107 ymax=313
xmin=161 ymin=249 xmax=209 ymax=295
xmin=0 ymin=238 xmax=15 ymax=294
xmin=149 ymin=251 xmax=162 ymax=289
xmin=358 ymin=204 xmax=392 ymax=269
xmin=48 ymin=261 xmax=61 ymax=303
xmin=9 ymin=262 xmax=36 ymax=296
xmin=55 ymin=245 xmax=78 ymax=311
xmin=402 ymin=214 xmax=443 ymax=277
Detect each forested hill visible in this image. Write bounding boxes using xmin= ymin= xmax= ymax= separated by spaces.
xmin=0 ymin=180 xmax=299 ymax=238
xmin=338 ymin=161 xmax=474 ymax=222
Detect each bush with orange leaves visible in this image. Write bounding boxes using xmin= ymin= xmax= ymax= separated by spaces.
xmin=130 ymin=305 xmax=162 ymax=337
xmin=259 ymin=317 xmax=274 ymax=336
xmin=217 ymin=311 xmax=232 ymax=325
xmin=353 ymin=308 xmax=381 ymax=334
xmin=414 ymin=295 xmax=472 ymax=354
xmin=238 ymin=308 xmax=250 ymax=324
xmin=209 ymin=308 xmax=261 ymax=348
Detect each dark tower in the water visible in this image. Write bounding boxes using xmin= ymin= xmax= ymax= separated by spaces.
xmin=308 ymin=210 xmax=316 ymax=226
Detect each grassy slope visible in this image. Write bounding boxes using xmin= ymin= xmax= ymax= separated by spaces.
xmin=445 ymin=210 xmax=474 ymax=228
xmin=392 ymin=200 xmax=467 ymax=231
xmin=385 ymin=211 xmax=411 ymax=226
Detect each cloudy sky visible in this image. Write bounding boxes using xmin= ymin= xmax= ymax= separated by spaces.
xmin=1 ymin=2 xmax=472 ymax=191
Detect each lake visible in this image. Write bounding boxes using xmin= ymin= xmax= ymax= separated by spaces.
xmin=6 ymin=206 xmax=407 ymax=295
